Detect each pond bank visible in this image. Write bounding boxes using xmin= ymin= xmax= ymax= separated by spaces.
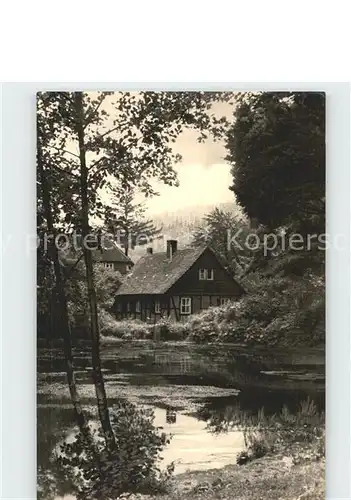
xmin=160 ymin=454 xmax=324 ymax=500
xmin=113 ymin=454 xmax=324 ymax=500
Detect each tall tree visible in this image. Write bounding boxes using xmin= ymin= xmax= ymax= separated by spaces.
xmin=37 ymin=103 xmax=98 ymax=464
xmin=73 ymin=91 xmax=116 ymax=450
xmin=226 ymin=92 xmax=325 ymax=233
xmin=104 ymin=179 xmax=162 ymax=256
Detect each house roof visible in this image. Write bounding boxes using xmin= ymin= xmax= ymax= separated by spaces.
xmin=116 ymin=245 xmax=241 ymax=296
xmin=92 ymin=244 xmax=133 ymax=264
xmin=59 ymin=241 xmax=133 ymax=265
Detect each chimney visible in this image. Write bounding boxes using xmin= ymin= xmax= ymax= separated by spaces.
xmin=147 ymin=247 xmax=153 ymax=254
xmin=166 ymin=240 xmax=178 ymax=260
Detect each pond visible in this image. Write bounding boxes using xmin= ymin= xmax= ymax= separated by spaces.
xmin=37 ymin=341 xmax=325 ymax=498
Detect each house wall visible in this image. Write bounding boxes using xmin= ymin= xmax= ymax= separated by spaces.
xmin=166 ymin=293 xmax=237 ymax=320
xmin=115 ymin=292 xmax=238 ymax=322
xmin=114 ymin=294 xmax=168 ymax=322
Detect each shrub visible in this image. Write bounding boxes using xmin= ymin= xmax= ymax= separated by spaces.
xmin=57 ymin=400 xmax=173 ymax=499
xmin=186 ymin=271 xmax=324 ymax=348
xmin=99 ymin=312 xmax=153 ymax=340
xmin=157 ymin=317 xmax=187 ymax=341
xmin=245 ymin=430 xmax=272 ymax=458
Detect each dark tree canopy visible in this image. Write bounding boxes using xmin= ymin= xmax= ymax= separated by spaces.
xmin=226 ymin=92 xmax=325 ymax=233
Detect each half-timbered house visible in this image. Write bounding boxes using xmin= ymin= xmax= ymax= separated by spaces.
xmin=114 ymin=240 xmax=244 ymax=322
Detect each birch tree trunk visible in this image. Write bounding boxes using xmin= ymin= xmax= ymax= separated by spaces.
xmin=37 ymin=147 xmax=98 ymax=460
xmin=74 ymin=91 xmax=116 ymax=451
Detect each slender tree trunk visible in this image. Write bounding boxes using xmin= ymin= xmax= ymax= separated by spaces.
xmin=74 ymin=92 xmax=116 ymax=451
xmin=37 ymin=147 xmax=98 ymax=460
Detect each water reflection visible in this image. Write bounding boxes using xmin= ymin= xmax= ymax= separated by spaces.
xmin=166 ymin=407 xmax=177 ymax=424
xmin=54 ymin=407 xmax=245 ymax=476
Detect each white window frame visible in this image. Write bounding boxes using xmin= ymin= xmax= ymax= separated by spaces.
xmin=136 ymin=300 xmax=141 ymax=313
xmin=219 ymin=297 xmax=229 ymax=306
xmin=154 ymin=300 xmax=161 ymax=313
xmin=126 ymin=264 xmax=132 ymax=271
xmin=199 ymin=269 xmax=206 ymax=280
xmin=126 ymin=302 xmax=130 ymax=312
xmin=180 ymin=297 xmax=192 ymax=315
xmin=207 ymin=269 xmax=214 ymax=280
xmin=103 ymin=262 xmax=114 ymax=270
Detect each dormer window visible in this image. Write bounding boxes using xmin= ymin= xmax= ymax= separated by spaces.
xmin=199 ymin=269 xmax=214 ymax=280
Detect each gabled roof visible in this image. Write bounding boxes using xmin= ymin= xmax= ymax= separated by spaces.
xmin=116 ymin=245 xmax=205 ymax=295
xmin=92 ymin=244 xmax=133 ymax=264
xmin=116 ymin=245 xmax=243 ymax=296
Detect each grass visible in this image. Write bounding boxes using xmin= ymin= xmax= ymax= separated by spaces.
xmin=153 ymin=456 xmax=325 ymax=500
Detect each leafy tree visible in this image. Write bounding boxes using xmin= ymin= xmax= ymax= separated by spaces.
xmin=226 ymin=92 xmax=325 ymax=233
xmin=37 ymin=106 xmax=98 ymax=464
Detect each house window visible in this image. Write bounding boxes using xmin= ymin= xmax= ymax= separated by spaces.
xmin=126 ymin=302 xmax=130 ymax=312
xmin=103 ymin=262 xmax=114 ymax=270
xmin=180 ymin=297 xmax=192 ymax=315
xmin=199 ymin=269 xmax=206 ymax=280
xmin=199 ymin=269 xmax=214 ymax=280
xmin=136 ymin=300 xmax=141 ymax=313
xmin=219 ymin=297 xmax=229 ymax=306
xmin=126 ymin=264 xmax=132 ymax=272
xmin=154 ymin=300 xmax=161 ymax=313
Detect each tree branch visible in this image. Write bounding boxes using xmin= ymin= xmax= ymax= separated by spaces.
xmin=88 ymin=156 xmax=107 ymax=171
xmin=52 ymin=164 xmax=79 ymax=180
xmin=51 ymin=146 xmax=80 ymax=159
xmin=99 ymin=125 xmax=120 ymax=140
xmin=84 ymin=95 xmax=108 ymax=130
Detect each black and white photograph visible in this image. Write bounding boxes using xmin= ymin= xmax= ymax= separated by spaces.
xmin=37 ymin=91 xmax=325 ymax=500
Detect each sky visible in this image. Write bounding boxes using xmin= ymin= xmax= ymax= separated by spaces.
xmin=66 ymin=93 xmax=238 ymax=217
xmin=136 ymin=98 xmax=237 ymax=215
xmin=145 ymin=128 xmax=234 ymax=215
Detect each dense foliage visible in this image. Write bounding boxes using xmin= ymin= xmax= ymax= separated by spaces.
xmin=226 ymin=92 xmax=325 ymax=233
